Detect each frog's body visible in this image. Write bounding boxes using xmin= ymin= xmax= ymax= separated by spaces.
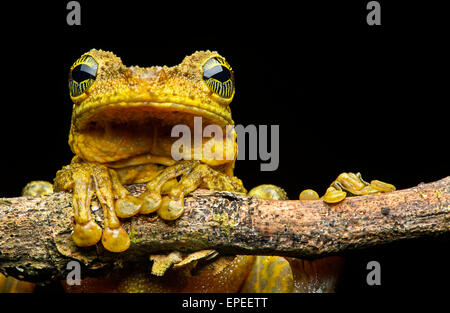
xmin=54 ymin=49 xmax=245 ymax=253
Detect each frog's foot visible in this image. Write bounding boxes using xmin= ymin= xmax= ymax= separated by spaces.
xmin=322 ymin=172 xmax=396 ymax=204
xmin=138 ymin=160 xmax=246 ymax=220
xmin=149 ymin=250 xmax=219 ymax=276
xmin=55 ymin=162 xmax=131 ymax=252
xmin=137 ymin=160 xmax=198 ymax=216
xmin=149 ymin=251 xmax=184 ymax=276
xmin=109 ymin=169 xmax=142 ymax=219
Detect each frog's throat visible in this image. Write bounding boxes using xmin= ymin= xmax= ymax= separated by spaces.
xmin=73 ymin=101 xmax=233 ymax=131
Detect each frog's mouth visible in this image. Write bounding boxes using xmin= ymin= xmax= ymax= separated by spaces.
xmin=70 ymin=100 xmax=235 ymax=164
xmin=74 ymin=101 xmax=233 ymax=131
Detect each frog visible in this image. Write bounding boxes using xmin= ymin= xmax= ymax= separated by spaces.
xmin=53 ymin=49 xmax=396 ymax=293
xmin=54 ymin=49 xmax=246 ymax=253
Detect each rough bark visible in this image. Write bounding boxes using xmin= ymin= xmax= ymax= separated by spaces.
xmin=0 ymin=177 xmax=448 ymax=285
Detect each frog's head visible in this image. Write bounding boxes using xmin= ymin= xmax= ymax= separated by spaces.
xmin=67 ymin=49 xmax=236 ymax=162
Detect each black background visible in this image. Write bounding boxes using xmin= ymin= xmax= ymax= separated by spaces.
xmin=1 ymin=1 xmax=448 ymax=294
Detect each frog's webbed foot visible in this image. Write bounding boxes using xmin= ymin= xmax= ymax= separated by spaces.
xmin=322 ymin=172 xmax=396 ymax=203
xmin=54 ymin=161 xmax=131 ymax=252
xmin=139 ymin=160 xmax=246 ymax=221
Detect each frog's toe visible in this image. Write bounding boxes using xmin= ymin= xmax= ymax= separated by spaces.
xmin=325 ymin=172 xmax=396 ymax=201
xmin=115 ymin=194 xmax=142 ymax=218
xmin=102 ymin=226 xmax=131 ymax=253
xmin=370 ymin=180 xmax=396 ymax=192
xmin=73 ymin=220 xmax=103 ymax=247
xmin=139 ymin=191 xmax=162 ymax=214
xmin=157 ymin=195 xmax=185 ymax=220
xmin=299 ymin=189 xmax=320 ymax=200
xmin=322 ymin=186 xmax=347 ymax=203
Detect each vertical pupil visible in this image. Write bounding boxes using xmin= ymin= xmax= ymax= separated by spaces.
xmin=71 ymin=64 xmax=96 ymax=83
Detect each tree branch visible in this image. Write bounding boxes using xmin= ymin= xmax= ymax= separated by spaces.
xmin=0 ymin=177 xmax=448 ymax=284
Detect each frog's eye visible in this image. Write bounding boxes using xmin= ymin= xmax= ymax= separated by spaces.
xmin=69 ymin=54 xmax=98 ymax=98
xmin=202 ymin=57 xmax=234 ymax=99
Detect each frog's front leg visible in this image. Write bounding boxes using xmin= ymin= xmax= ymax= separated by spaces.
xmin=54 ymin=160 xmax=131 ymax=252
xmin=138 ymin=160 xmax=246 ymax=220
